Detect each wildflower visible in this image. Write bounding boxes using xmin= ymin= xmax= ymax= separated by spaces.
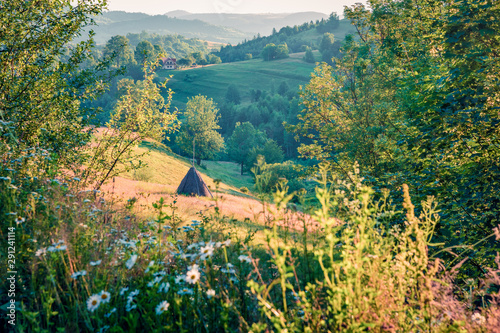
xmin=71 ymin=270 xmax=87 ymax=279
xmin=185 ymin=266 xmax=201 ymax=284
xmin=104 ymin=308 xmax=116 ymax=318
xmin=238 ymin=255 xmax=252 ymax=263
xmin=147 ymin=275 xmax=163 ymax=287
xmin=126 ymin=302 xmax=137 ymax=312
xmin=35 ymin=248 xmax=47 ymax=257
xmin=87 ymin=294 xmax=101 ymax=312
xmin=73 ymin=177 xmax=81 ymax=182
xmin=15 ymin=216 xmax=25 ymax=224
xmin=90 ymin=260 xmax=102 ymax=266
xmin=215 ymin=242 xmax=222 ymax=248
xmin=222 ymin=239 xmax=231 ymax=247
xmin=182 ymin=226 xmax=195 ymax=232
xmin=83 ymin=199 xmax=91 ymax=203
xmin=199 ymin=244 xmax=214 ymax=260
xmin=6 ymin=212 xmax=17 ymax=216
xmin=79 ymin=223 xmax=89 ymax=228
xmin=187 ymin=243 xmax=199 ymax=251
xmin=99 ymin=291 xmax=111 ymax=304
xmin=471 ymin=312 xmax=486 ymax=325
xmin=221 ymin=263 xmax=235 ymax=274
xmin=125 ymin=254 xmax=138 ymax=269
xmin=48 ymin=242 xmax=67 ymax=252
xmin=126 ymin=290 xmax=139 ymax=312
xmin=175 ymin=275 xmax=185 ymax=284
xmin=119 ymin=287 xmax=129 ymax=296
xmin=206 ymin=289 xmax=215 ymax=298
xmin=144 ymin=260 xmax=155 ymax=273
xmin=178 ymin=288 xmax=193 ymax=295
xmin=158 ymin=282 xmax=170 ymax=293
xmin=98 ymin=325 xmax=110 ymax=333
xmin=155 ymin=301 xmax=170 ymax=315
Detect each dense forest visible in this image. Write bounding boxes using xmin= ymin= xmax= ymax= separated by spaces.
xmin=1 ymin=0 xmax=500 ymax=332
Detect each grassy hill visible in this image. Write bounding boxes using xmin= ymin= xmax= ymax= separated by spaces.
xmin=158 ymin=51 xmax=321 ymax=110
xmin=102 ymin=139 xmax=262 ymax=223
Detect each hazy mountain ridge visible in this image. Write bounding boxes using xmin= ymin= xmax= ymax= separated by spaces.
xmin=85 ymin=11 xmax=252 ymax=44
xmin=85 ymin=11 xmax=330 ymax=45
xmin=164 ymin=11 xmax=329 ymax=36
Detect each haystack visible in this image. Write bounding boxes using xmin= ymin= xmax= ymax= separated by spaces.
xmin=176 ymin=167 xmax=213 ymax=197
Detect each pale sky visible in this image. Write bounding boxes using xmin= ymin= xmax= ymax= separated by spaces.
xmin=106 ymin=0 xmax=368 ymax=16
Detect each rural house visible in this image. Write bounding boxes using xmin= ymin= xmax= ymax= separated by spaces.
xmin=160 ymin=57 xmax=177 ymax=69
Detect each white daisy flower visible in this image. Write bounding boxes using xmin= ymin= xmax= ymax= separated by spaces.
xmin=221 ymin=263 xmax=236 ymax=274
xmin=48 ymin=243 xmax=67 ymax=252
xmin=238 ymin=255 xmax=252 ymax=263
xmin=145 ymin=260 xmax=155 ymax=273
xmin=147 ymin=275 xmax=163 ymax=287
xmin=222 ymin=239 xmax=231 ymax=247
xmin=199 ymin=244 xmax=214 ymax=260
xmin=119 ymin=287 xmax=129 ymax=296
xmin=90 ymin=260 xmax=102 ymax=266
xmin=87 ymin=294 xmax=101 ymax=312
xmin=206 ymin=289 xmax=215 ymax=298
xmin=71 ymin=270 xmax=87 ymax=279
xmin=471 ymin=312 xmax=486 ymax=325
xmin=15 ymin=216 xmax=25 ymax=224
xmin=35 ymin=248 xmax=47 ymax=257
xmin=158 ymin=282 xmax=170 ymax=293
xmin=155 ymin=301 xmax=170 ymax=315
xmin=104 ymin=308 xmax=116 ymax=318
xmin=187 ymin=243 xmax=199 ymax=251
xmin=98 ymin=325 xmax=110 ymax=333
xmin=175 ymin=275 xmax=185 ymax=284
xmin=99 ymin=291 xmax=111 ymax=304
xmin=129 ymin=289 xmax=140 ymax=298
xmin=178 ymin=287 xmax=193 ymax=295
xmin=185 ymin=266 xmax=200 ymax=284
xmin=125 ymin=254 xmax=138 ymax=269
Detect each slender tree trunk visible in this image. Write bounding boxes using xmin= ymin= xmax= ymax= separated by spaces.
xmin=197 ymin=157 xmax=201 ymax=166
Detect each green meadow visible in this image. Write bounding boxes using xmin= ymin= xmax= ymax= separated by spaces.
xmin=158 ymin=51 xmax=320 ymax=109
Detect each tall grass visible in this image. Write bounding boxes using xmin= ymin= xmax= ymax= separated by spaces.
xmin=1 ymin=162 xmax=499 ymax=332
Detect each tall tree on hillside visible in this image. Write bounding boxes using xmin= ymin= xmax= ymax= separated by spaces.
xmin=103 ymin=35 xmax=135 ymax=68
xmin=227 ymin=122 xmax=266 ymax=175
xmin=225 ymin=84 xmax=241 ymax=105
xmin=177 ymin=95 xmax=225 ymax=165
xmin=319 ymin=32 xmax=338 ymax=64
xmin=134 ymin=40 xmax=155 ymax=64
xmin=304 ymin=47 xmax=316 ymax=63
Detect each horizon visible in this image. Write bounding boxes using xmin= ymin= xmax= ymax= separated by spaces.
xmin=105 ymin=0 xmax=368 ymax=17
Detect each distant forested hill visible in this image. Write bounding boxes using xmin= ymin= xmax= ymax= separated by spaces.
xmin=163 ymin=11 xmax=328 ymax=36
xmin=212 ymin=14 xmax=356 ymax=63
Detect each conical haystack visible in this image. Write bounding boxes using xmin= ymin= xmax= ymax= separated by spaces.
xmin=176 ymin=167 xmax=213 ymax=197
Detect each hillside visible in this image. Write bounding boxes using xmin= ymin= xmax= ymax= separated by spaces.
xmin=164 ymin=11 xmax=328 ymax=36
xmin=81 ymin=11 xmax=252 ymax=44
xmin=104 ymin=139 xmax=263 ymax=222
xmin=158 ymin=51 xmax=321 ymax=110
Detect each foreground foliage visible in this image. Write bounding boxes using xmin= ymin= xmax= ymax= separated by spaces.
xmin=288 ymin=0 xmax=500 ymax=277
